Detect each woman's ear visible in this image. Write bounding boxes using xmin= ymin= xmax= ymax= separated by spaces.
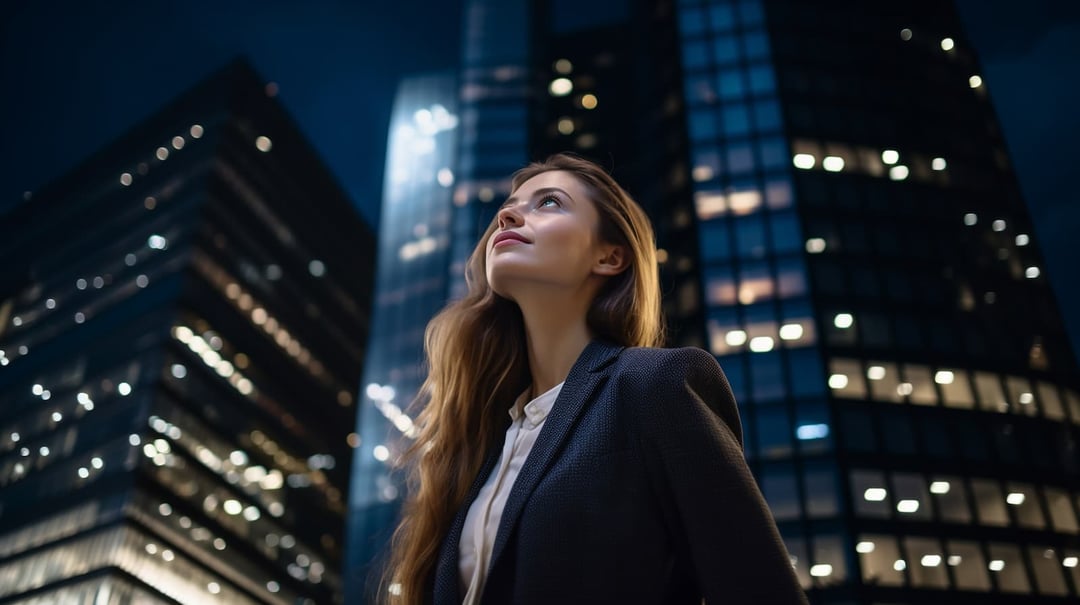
xmin=593 ymin=244 xmax=629 ymax=276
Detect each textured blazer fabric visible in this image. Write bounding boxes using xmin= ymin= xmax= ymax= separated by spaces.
xmin=428 ymin=340 xmax=809 ymax=605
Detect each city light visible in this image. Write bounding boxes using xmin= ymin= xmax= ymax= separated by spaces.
xmin=792 ymin=153 xmax=815 ymax=169
xmin=548 ymin=77 xmax=573 ymax=96
xmin=581 ymin=93 xmax=598 ymax=109
xmin=856 ymin=541 xmax=875 ymax=553
xmin=809 ymin=564 xmax=832 ymax=577
xmin=930 ymin=481 xmax=951 ymax=494
xmin=255 ymin=136 xmax=273 ymax=152
xmin=805 ymin=238 xmax=826 ymax=253
xmin=1015 ymin=233 xmax=1030 ymax=246
xmin=896 ymin=499 xmax=920 ymax=513
xmin=866 ymin=366 xmax=886 ymax=380
xmin=932 ymin=157 xmax=947 ymax=170
xmin=940 ymin=38 xmax=955 ymax=51
xmin=921 ymin=555 xmax=942 ymax=567
xmin=969 ymin=75 xmax=983 ymax=88
xmin=724 ymin=330 xmax=747 ymax=346
xmin=833 ymin=313 xmax=854 ymax=329
xmin=1006 ymin=492 xmax=1026 ymax=505
xmin=828 ymin=374 xmax=849 ymax=389
xmin=881 ymin=150 xmax=899 ymax=165
xmin=778 ymin=323 xmax=803 ymax=341
xmin=864 ymin=488 xmax=887 ymax=501
xmin=822 ymin=156 xmax=844 ymax=172
xmin=888 ymin=165 xmax=909 ymax=181
xmin=748 ymin=336 xmax=774 ymax=353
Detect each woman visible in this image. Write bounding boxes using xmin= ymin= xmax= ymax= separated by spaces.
xmin=381 ymin=153 xmax=807 ymax=604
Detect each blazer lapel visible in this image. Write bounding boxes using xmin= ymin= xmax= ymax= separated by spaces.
xmin=432 ymin=449 xmax=500 ymax=605
xmin=485 ymin=340 xmax=623 ymax=577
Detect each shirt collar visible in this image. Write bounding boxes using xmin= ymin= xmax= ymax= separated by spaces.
xmin=508 ymin=381 xmax=565 ymax=428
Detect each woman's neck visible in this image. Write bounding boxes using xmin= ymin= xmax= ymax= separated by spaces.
xmin=516 ymin=291 xmax=593 ymax=399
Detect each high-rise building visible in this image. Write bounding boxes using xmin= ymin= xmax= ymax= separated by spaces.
xmin=347 ymin=0 xmax=1080 ymax=602
xmin=0 ymin=60 xmax=374 ymax=605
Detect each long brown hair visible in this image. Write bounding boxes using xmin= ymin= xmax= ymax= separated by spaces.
xmin=379 ymin=153 xmax=664 ymax=603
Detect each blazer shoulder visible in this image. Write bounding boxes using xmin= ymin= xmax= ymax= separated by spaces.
xmin=615 ymin=345 xmax=721 ymax=376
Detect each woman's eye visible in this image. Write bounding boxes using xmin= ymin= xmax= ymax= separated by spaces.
xmin=538 ymin=197 xmax=559 ymax=208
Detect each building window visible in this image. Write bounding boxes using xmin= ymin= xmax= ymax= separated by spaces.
xmin=856 ymin=534 xmax=905 ymax=586
xmin=939 ymin=368 xmax=976 ymax=409
xmin=1006 ymin=375 xmax=1039 ymax=417
xmin=928 ymin=475 xmax=973 ymax=524
xmin=867 ymin=362 xmax=904 ymax=403
xmin=851 ymin=469 xmax=890 ymax=518
xmin=756 ymin=404 xmax=793 ymax=458
xmin=946 ymin=539 xmax=992 ymax=591
xmin=892 ymin=473 xmax=932 ymax=521
xmin=810 ymin=534 xmax=846 ymax=586
xmin=1037 ymin=382 xmax=1066 ymax=420
xmin=1028 ymin=545 xmax=1069 ymax=596
xmin=803 ymin=462 xmax=838 ymax=518
xmin=905 ymin=536 xmax=949 ymax=588
xmin=972 ymin=479 xmax=1010 ymax=527
xmin=828 ymin=358 xmax=865 ymax=399
xmin=760 ymin=462 xmax=800 ymax=521
xmin=1044 ymin=487 xmax=1079 ymax=533
xmin=901 ymin=364 xmax=938 ymax=406
xmin=975 ymin=371 xmax=1008 ymax=413
xmin=987 ymin=542 xmax=1031 ymax=593
xmin=1006 ymin=483 xmax=1046 ymax=529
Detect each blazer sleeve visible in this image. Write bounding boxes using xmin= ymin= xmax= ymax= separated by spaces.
xmin=636 ymin=347 xmax=808 ymax=604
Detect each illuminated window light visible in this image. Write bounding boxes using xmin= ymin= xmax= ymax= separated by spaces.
xmin=893 ymin=559 xmax=907 ymax=571
xmin=1025 ymin=266 xmax=1040 ymax=279
xmin=822 ymin=156 xmax=844 ymax=172
xmin=933 ymin=371 xmax=954 ymax=385
xmin=1006 ymin=492 xmax=1026 ymax=505
xmin=1064 ymin=557 xmax=1078 ymax=568
xmin=692 ymin=165 xmax=714 ymax=182
xmin=778 ymin=323 xmax=804 ymax=341
xmin=1015 ymin=233 xmax=1030 ymax=246
xmin=896 ymin=382 xmax=914 ymax=396
xmin=549 ymin=78 xmax=573 ymax=96
xmin=931 ymin=157 xmax=947 ymax=170
xmin=805 ymin=238 xmax=826 ymax=253
xmin=888 ymin=165 xmax=909 ymax=181
xmin=864 ymin=488 xmax=887 ymax=502
xmin=921 ymin=554 xmax=942 ymax=567
xmin=940 ymin=38 xmax=955 ymax=51
xmin=992 ymin=219 xmax=1006 ymax=232
xmin=748 ymin=336 xmax=774 ymax=352
xmin=866 ymin=366 xmax=886 ymax=380
xmin=900 ymin=28 xmax=912 ymax=41
xmin=963 ymin=212 xmax=977 ymax=226
xmin=725 ymin=330 xmax=747 ymax=346
xmin=796 ymin=424 xmax=829 ymax=440
xmin=969 ymin=75 xmax=983 ymax=88
xmin=581 ymin=93 xmax=598 ymax=109
xmin=988 ymin=560 xmax=1005 ymax=572
xmin=856 ymin=541 xmax=876 ymax=554
xmin=833 ymin=313 xmax=854 ymax=329
xmin=828 ymin=374 xmax=849 ymax=389
xmin=881 ymin=149 xmax=899 ymax=165
xmin=1018 ymin=392 xmax=1034 ymax=405
xmin=809 ymin=564 xmax=832 ymax=577
xmin=896 ymin=499 xmax=920 ymax=513
xmin=554 ymin=58 xmax=572 ymax=74
xmin=948 ymin=555 xmax=963 ymax=566
xmin=792 ymin=154 xmax=815 ymax=169
xmin=930 ymin=481 xmax=951 ymax=494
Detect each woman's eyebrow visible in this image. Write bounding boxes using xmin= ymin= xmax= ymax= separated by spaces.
xmin=500 ymin=187 xmax=573 ymax=207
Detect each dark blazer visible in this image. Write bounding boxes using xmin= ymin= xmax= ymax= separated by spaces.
xmin=429 ymin=340 xmax=808 ymax=604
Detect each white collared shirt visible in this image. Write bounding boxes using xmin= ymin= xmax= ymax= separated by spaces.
xmin=458 ymin=381 xmax=564 ymax=605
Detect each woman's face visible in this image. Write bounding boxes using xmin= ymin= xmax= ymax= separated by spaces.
xmin=486 ymin=170 xmax=617 ymax=301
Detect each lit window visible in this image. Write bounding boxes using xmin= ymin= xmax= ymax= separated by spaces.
xmin=828 ymin=374 xmax=849 ymax=389
xmin=867 ymin=366 xmax=886 ymax=380
xmin=864 ymin=488 xmax=887 ymax=502
xmin=856 ymin=541 xmax=875 ymax=553
xmin=922 ymin=554 xmax=942 ymax=567
xmin=894 ymin=560 xmax=907 ymax=571
xmin=749 ymin=336 xmax=774 ymax=353
xmin=963 ymin=213 xmax=977 ymax=226
xmin=809 ymin=564 xmax=832 ymax=577
xmin=792 ymin=153 xmax=815 ymax=169
xmin=833 ymin=313 xmax=854 ymax=329
xmin=805 ymin=238 xmax=826 ymax=253
xmin=549 ymin=77 xmax=573 ymax=96
xmin=940 ymin=38 xmax=955 ymax=51
xmin=1025 ymin=266 xmax=1040 ymax=279
xmin=725 ymin=330 xmax=747 ymax=346
xmin=969 ymin=75 xmax=983 ymax=88
xmin=692 ymin=165 xmax=714 ymax=182
xmin=888 ymin=165 xmax=909 ymax=181
xmin=1006 ymin=492 xmax=1025 ymax=505
xmin=822 ymin=156 xmax=844 ymax=172
xmin=930 ymin=481 xmax=951 ymax=494
xmin=992 ymin=219 xmax=1006 ymax=231
xmin=931 ymin=157 xmax=947 ymax=170
xmin=988 ymin=559 xmax=1005 ymax=572
xmin=1015 ymin=233 xmax=1030 ymax=246
xmin=255 ymin=136 xmax=273 ymax=152
xmin=779 ymin=323 xmax=804 ymax=341
xmin=933 ymin=371 xmax=954 ymax=385
xmin=881 ymin=150 xmax=899 ymax=165
xmin=897 ymin=499 xmax=920 ymax=513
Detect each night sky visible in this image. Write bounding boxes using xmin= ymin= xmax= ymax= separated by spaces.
xmin=2 ymin=0 xmax=1078 ymax=355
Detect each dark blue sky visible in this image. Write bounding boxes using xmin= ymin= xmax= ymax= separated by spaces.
xmin=2 ymin=0 xmax=1078 ymax=355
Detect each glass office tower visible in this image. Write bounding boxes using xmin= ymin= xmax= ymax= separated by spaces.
xmin=348 ymin=0 xmax=1080 ymax=602
xmin=0 ymin=60 xmax=374 ymax=604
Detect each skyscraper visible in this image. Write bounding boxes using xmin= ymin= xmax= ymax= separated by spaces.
xmin=0 ymin=60 xmax=374 ymax=605
xmin=348 ymin=0 xmax=1080 ymax=602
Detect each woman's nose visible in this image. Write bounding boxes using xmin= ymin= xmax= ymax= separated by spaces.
xmin=497 ymin=205 xmax=523 ymax=229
